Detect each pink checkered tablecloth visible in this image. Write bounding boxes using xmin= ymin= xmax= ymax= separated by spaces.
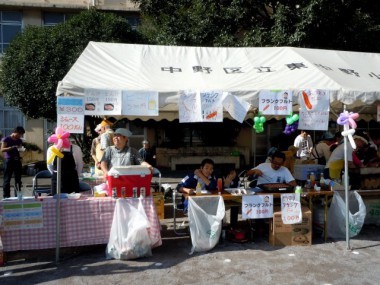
xmin=0 ymin=197 xmax=161 ymax=252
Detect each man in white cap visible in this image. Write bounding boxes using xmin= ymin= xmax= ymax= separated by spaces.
xmin=100 ymin=128 xmax=153 ymax=180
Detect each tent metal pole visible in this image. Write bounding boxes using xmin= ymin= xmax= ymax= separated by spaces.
xmin=55 ymin=157 xmax=61 ymax=263
xmin=343 ymin=105 xmax=350 ymax=250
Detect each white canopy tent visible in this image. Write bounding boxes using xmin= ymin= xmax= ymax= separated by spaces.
xmin=57 ymin=42 xmax=380 ymax=250
xmin=57 ymin=42 xmax=380 ymax=121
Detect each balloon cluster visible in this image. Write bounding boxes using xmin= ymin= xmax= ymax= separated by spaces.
xmin=46 ymin=127 xmax=71 ymax=164
xmin=253 ymin=115 xmax=266 ymax=133
xmin=283 ymin=113 xmax=299 ymax=135
xmin=337 ymin=111 xmax=359 ymax=149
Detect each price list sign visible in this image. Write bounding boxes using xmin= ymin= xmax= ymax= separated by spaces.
xmin=242 ymin=195 xmax=273 ymax=219
xmin=280 ymin=193 xmax=302 ymax=224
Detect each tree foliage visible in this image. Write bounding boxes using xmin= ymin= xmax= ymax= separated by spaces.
xmin=134 ymin=0 xmax=380 ymax=51
xmin=0 ymin=9 xmax=135 ymax=120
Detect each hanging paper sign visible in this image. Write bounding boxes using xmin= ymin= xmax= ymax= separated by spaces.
xmin=200 ymin=90 xmax=223 ymax=122
xmin=259 ymin=90 xmax=292 ymax=115
xmin=56 ymin=96 xmax=84 ymax=134
xmin=222 ymin=93 xmax=251 ymax=123
xmin=242 ymin=195 xmax=273 ymax=219
xmin=377 ymin=103 xmax=380 ymax=122
xmin=179 ymin=90 xmax=202 ymax=122
xmin=281 ymin=193 xmax=302 ymax=224
xmin=122 ymin=91 xmax=159 ymax=116
xmin=179 ymin=90 xmax=223 ymax=123
xmin=298 ymin=89 xmax=330 ymax=130
xmin=84 ymin=88 xmax=122 ymax=115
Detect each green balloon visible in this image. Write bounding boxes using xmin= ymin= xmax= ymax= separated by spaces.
xmin=292 ymin=114 xmax=299 ymax=121
xmin=260 ymin=116 xmax=266 ymax=123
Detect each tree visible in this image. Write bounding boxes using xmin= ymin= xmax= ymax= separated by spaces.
xmin=0 ymin=9 xmax=136 ymax=120
xmin=134 ymin=0 xmax=380 ymax=52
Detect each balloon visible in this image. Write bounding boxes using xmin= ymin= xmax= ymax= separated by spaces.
xmin=260 ymin=116 xmax=266 ymax=123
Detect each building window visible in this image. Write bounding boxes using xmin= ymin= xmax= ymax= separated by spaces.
xmin=125 ymin=16 xmax=140 ymax=31
xmin=0 ymin=11 xmax=22 ymax=54
xmin=43 ymin=12 xmax=75 ymax=26
xmin=0 ymin=97 xmax=25 ymax=137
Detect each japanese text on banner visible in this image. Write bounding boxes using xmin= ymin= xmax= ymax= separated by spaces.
xmin=56 ymin=96 xmax=85 ymax=134
xmin=281 ymin=193 xmax=302 ymax=224
xmin=298 ymin=89 xmax=330 ymax=130
xmin=242 ymin=195 xmax=273 ymax=219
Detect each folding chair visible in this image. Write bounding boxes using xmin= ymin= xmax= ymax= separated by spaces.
xmin=172 ymin=189 xmax=189 ymax=236
xmin=32 ymin=170 xmax=52 ymax=196
xmin=150 ymin=167 xmax=162 ymax=193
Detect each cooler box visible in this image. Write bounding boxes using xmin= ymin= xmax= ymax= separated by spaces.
xmin=107 ymin=166 xmax=152 ymax=197
xmin=293 ymin=164 xmax=325 ymax=181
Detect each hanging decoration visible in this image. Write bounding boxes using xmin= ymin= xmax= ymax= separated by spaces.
xmin=253 ymin=114 xmax=266 ymax=133
xmin=283 ymin=113 xmax=299 ymax=135
xmin=337 ymin=111 xmax=359 ymax=149
xmin=46 ymin=127 xmax=71 ymax=164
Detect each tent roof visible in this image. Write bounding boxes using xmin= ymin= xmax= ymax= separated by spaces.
xmin=57 ymin=42 xmax=380 ymax=121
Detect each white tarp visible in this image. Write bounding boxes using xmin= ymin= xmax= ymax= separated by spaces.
xmin=56 ymin=42 xmax=380 ymax=120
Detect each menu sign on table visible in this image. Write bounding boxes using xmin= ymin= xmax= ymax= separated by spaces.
xmin=280 ymin=193 xmax=302 ymax=224
xmin=2 ymin=202 xmax=43 ymax=230
xmin=242 ymin=195 xmax=273 ymax=219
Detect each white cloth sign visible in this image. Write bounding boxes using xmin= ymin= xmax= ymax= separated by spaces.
xmin=280 ymin=193 xmax=302 ymax=224
xmin=222 ymin=93 xmax=251 ymax=123
xmin=56 ymin=96 xmax=85 ymax=134
xmin=298 ymin=89 xmax=330 ymax=130
xmin=122 ymin=91 xmax=159 ymax=116
xmin=84 ymin=88 xmax=122 ymax=115
xmin=242 ymin=195 xmax=273 ymax=219
xmin=259 ymin=90 xmax=293 ymax=115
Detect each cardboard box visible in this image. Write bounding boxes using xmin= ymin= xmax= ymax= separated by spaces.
xmin=107 ymin=166 xmax=152 ymax=197
xmin=269 ymin=206 xmax=312 ymax=246
xmin=152 ymin=192 xmax=165 ymax=220
xmin=294 ymin=164 xmax=325 ymax=181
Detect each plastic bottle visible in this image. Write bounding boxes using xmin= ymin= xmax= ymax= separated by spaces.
xmin=320 ymin=172 xmax=326 ymax=186
xmin=196 ymin=182 xmax=202 ymax=195
xmin=217 ymin=178 xmax=223 ymax=195
xmin=310 ymin=172 xmax=316 ymax=187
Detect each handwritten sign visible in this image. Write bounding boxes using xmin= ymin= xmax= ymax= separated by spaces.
xmin=281 ymin=193 xmax=302 ymax=224
xmin=242 ymin=195 xmax=273 ymax=219
xmin=298 ymin=89 xmax=330 ymax=130
xmin=122 ymin=91 xmax=159 ymax=116
xmin=56 ymin=96 xmax=84 ymax=134
xmin=3 ymin=202 xmax=43 ymax=230
xmin=179 ymin=90 xmax=223 ymax=122
xmin=259 ymin=90 xmax=292 ymax=115
xmin=84 ymin=88 xmax=122 ymax=115
xmin=222 ymin=93 xmax=251 ymax=123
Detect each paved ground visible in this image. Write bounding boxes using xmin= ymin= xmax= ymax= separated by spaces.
xmin=1 ymin=172 xmax=380 ymax=284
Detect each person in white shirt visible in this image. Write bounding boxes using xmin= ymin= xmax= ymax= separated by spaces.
xmin=294 ymin=130 xmax=313 ymax=159
xmin=247 ymin=151 xmax=297 ymax=186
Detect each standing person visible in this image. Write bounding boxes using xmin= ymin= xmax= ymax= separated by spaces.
xmin=294 ymin=130 xmax=313 ymax=160
xmin=176 ymin=158 xmax=217 ymax=212
xmin=100 ymin=128 xmax=153 ymax=180
xmin=311 ymin=131 xmax=336 ymax=165
xmin=100 ymin=119 xmax=114 ymax=151
xmin=1 ymin=126 xmax=25 ymax=198
xmin=139 ymin=140 xmax=156 ymax=167
xmin=90 ymin=124 xmax=104 ymax=176
xmin=47 ymin=142 xmax=84 ymax=194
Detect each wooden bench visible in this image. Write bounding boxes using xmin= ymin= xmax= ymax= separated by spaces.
xmin=170 ymin=155 xmax=240 ymax=171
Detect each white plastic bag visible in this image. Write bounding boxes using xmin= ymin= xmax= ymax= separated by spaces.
xmin=327 ymin=190 xmax=366 ymax=238
xmin=106 ymin=198 xmax=152 ymax=260
xmin=188 ymin=196 xmax=225 ymax=254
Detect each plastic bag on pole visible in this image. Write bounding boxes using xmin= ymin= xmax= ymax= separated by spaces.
xmin=106 ymin=198 xmax=152 ymax=260
xmin=327 ymin=190 xmax=366 ymax=238
xmin=188 ymin=196 xmax=225 ymax=254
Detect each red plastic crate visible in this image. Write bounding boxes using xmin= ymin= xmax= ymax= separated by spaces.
xmin=106 ymin=166 xmax=152 ymax=197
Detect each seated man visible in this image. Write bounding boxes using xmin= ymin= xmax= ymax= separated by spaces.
xmin=100 ymin=128 xmax=153 ymax=179
xmin=176 ymin=158 xmax=217 ymax=212
xmin=247 ymin=151 xmax=297 ymax=187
